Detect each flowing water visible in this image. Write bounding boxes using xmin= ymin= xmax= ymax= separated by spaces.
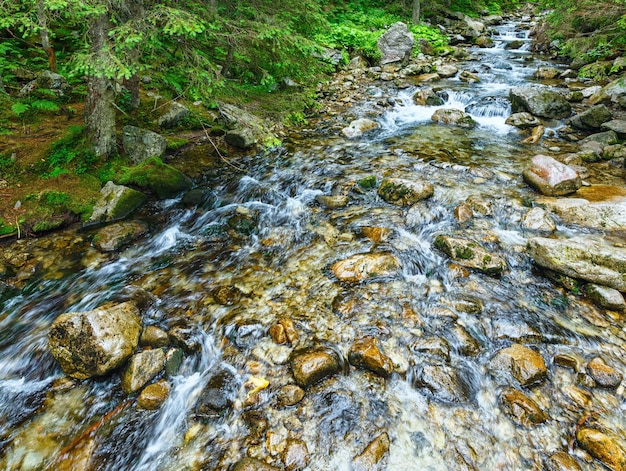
xmin=1 ymin=21 xmax=625 ymax=470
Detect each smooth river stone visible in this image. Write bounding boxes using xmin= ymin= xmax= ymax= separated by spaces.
xmin=576 ymin=427 xmax=626 ymax=471
xmin=290 ymin=345 xmax=343 ymax=388
xmin=352 ymin=433 xmax=390 ymax=471
xmin=331 ymin=252 xmax=401 ymax=283
xmin=586 ymin=356 xmax=624 ymax=388
xmin=348 ymin=336 xmax=394 ymax=378
xmin=544 ymin=451 xmax=582 ymax=471
xmin=377 ymin=178 xmax=434 ymax=206
xmin=489 ymin=344 xmax=547 ymax=386
xmin=499 ymin=387 xmax=549 ymax=427
xmin=434 ymin=235 xmax=505 ymax=275
xmin=522 ymin=155 xmax=581 ymax=196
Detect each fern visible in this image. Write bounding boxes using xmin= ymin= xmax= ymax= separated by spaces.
xmin=30 ymin=100 xmax=60 ymax=112
xmin=11 ymin=103 xmax=31 ymax=117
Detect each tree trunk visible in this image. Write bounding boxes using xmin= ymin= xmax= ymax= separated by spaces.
xmin=37 ymin=0 xmax=57 ymax=72
xmin=412 ymin=0 xmax=420 ymax=25
xmin=85 ymin=13 xmax=116 ymax=158
xmin=121 ymin=0 xmax=144 ymax=110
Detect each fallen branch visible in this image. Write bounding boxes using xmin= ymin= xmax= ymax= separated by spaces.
xmin=200 ymin=121 xmax=245 ymax=172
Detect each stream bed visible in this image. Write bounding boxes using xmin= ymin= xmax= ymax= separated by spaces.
xmin=1 ymin=20 xmax=625 ymax=471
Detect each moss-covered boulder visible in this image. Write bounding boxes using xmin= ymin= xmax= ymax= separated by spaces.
xmin=589 ymin=76 xmax=626 ymax=108
xmin=89 ymin=181 xmax=147 ymax=223
xmin=434 ymin=235 xmax=506 ymax=275
xmin=510 ymin=86 xmax=571 ymax=119
xmin=431 ymin=108 xmax=477 ymax=128
xmin=568 ymin=104 xmax=613 ymax=131
xmin=122 ymin=125 xmax=167 ymax=164
xmin=116 ymin=157 xmax=193 ymax=199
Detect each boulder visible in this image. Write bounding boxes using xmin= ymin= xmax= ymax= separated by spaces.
xmin=489 ymin=344 xmax=547 ymax=386
xmin=505 ymin=112 xmax=541 ymax=129
xmin=377 ymin=22 xmax=414 ymax=65
xmin=522 ymin=155 xmax=581 ymax=196
xmin=341 ymin=118 xmax=379 ymax=139
xmin=410 ymin=337 xmax=451 ymax=361
xmin=602 ymin=119 xmax=626 ymax=138
xmin=454 ymin=204 xmax=473 ymax=223
xmin=140 ymin=325 xmax=170 ymax=348
xmin=122 ymin=126 xmax=167 ymax=164
xmin=157 ymin=102 xmax=189 ymax=128
xmin=544 ymin=452 xmax=582 ymax=471
xmin=331 ymin=252 xmax=401 ymax=283
xmin=534 ymin=66 xmax=560 ymax=80
xmin=290 ymin=345 xmax=343 ymax=388
xmin=586 ymin=284 xmax=626 ymax=311
xmin=432 ymin=108 xmax=477 ymax=128
xmin=413 ymin=87 xmax=444 ymax=106
xmin=378 ymin=178 xmax=434 ymax=206
xmin=527 ymin=236 xmax=626 ymax=291
xmin=437 ymin=64 xmax=459 ymax=78
xmin=521 ymin=207 xmax=556 ymax=232
xmin=137 ymin=380 xmax=170 ymax=410
xmin=568 ymin=104 xmax=612 ymax=131
xmin=352 ymin=433 xmax=390 ymax=471
xmin=509 ymin=86 xmax=572 ymax=119
xmin=463 ymin=16 xmax=485 ymax=38
xmin=48 ymin=302 xmax=142 ymax=379
xmin=88 ymin=181 xmax=147 ymax=223
xmin=459 ymin=70 xmax=481 ymax=83
xmin=576 ymin=427 xmax=626 ymax=471
xmin=117 ymin=157 xmax=193 ymax=199
xmin=20 ymin=71 xmax=71 ymax=97
xmin=225 ymin=127 xmax=257 ymax=149
xmin=586 ymin=357 xmax=623 ymax=388
xmin=499 ymin=387 xmax=549 ymax=427
xmin=277 ymin=384 xmax=305 ymax=407
xmin=537 ymin=195 xmax=626 ymax=231
xmin=219 ymin=102 xmax=277 ymax=147
xmin=348 ymin=336 xmax=394 ymax=378
xmin=121 ymin=348 xmax=165 ymax=394
xmin=93 ymin=221 xmax=148 ymax=252
xmin=195 ymin=368 xmax=240 ymax=415
xmin=589 ymin=76 xmax=626 ymax=108
xmin=434 ymin=235 xmax=505 ymax=275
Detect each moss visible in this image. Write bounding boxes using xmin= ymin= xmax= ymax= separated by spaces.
xmin=455 ymin=246 xmax=475 ymax=260
xmin=0 ymin=218 xmax=15 ymax=236
xmin=358 ymin=175 xmax=377 ymax=190
xmin=109 ymin=188 xmax=148 ymax=220
xmin=116 ymin=157 xmax=192 ymax=199
xmin=165 ymin=136 xmax=190 ymax=151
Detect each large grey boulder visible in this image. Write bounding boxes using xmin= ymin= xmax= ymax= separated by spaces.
xmin=568 ymin=104 xmax=612 ymax=131
xmin=219 ymin=103 xmax=276 ymax=148
xmin=123 ymin=125 xmax=167 ymax=164
xmin=536 ymin=195 xmax=626 ymax=231
xmin=225 ymin=127 xmax=257 ymax=149
xmin=48 ymin=302 xmax=142 ymax=379
xmin=510 ymin=86 xmax=571 ymax=119
xmin=89 ymin=181 xmax=147 ymax=223
xmin=589 ymin=76 xmax=626 ymax=108
xmin=601 ymin=119 xmax=626 ymax=138
xmin=377 ymin=22 xmax=414 ymax=65
xmin=158 ymin=102 xmax=189 ymax=128
xmin=20 ymin=70 xmax=71 ymax=97
xmin=528 ymin=236 xmax=626 ymax=291
xmin=505 ymin=112 xmax=541 ymax=129
xmin=463 ymin=16 xmax=486 ymax=38
xmin=522 ymin=155 xmax=581 ymax=196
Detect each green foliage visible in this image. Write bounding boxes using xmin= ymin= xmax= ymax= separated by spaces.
xmin=579 ymin=61 xmax=612 ymax=81
xmin=409 ymin=24 xmax=449 ymax=52
xmin=39 ymin=125 xmax=97 ymax=178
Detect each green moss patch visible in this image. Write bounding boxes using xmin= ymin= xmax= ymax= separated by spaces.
xmin=116 ymin=157 xmax=193 ymax=199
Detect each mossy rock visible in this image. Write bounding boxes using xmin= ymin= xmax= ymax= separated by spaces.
xmin=116 ymin=157 xmax=193 ymax=199
xmin=434 ymin=234 xmax=505 ymax=275
xmin=358 ymin=175 xmax=378 ymax=190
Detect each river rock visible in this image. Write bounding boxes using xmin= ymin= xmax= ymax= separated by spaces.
xmin=195 ymin=368 xmax=240 ymax=415
xmin=361 ymin=226 xmax=391 ymax=243
xmin=137 ymin=379 xmax=170 ymax=410
xmin=410 ymin=337 xmax=451 ymax=361
xmin=505 ymin=112 xmax=541 ymax=129
xmin=534 ymin=66 xmax=560 ymax=80
xmin=527 ymin=236 xmax=626 ymax=291
xmin=568 ymin=104 xmax=612 ymax=131
xmin=451 ymin=325 xmax=482 ymax=356
xmin=589 ymin=76 xmax=626 ymax=108
xmin=544 ymin=451 xmax=582 ymax=471
xmin=123 ymin=125 xmax=167 ymax=164
xmin=465 ymin=196 xmax=493 ymax=216
xmin=342 ymin=118 xmax=379 ymax=139
xmin=157 ymin=101 xmax=189 ymax=128
xmin=219 ymin=102 xmax=276 ymax=147
xmin=89 ymin=181 xmax=147 ymax=223
xmin=277 ymin=384 xmax=305 ymax=407
xmin=412 ymin=363 xmax=475 ymax=403
xmin=331 ymin=252 xmax=401 ymax=283
xmin=413 ymin=87 xmax=444 ymax=106
xmin=602 ymin=119 xmax=626 ymax=138
xmin=290 ymin=345 xmax=343 ymax=388
xmin=377 ymin=22 xmax=414 ymax=65
xmin=348 ymin=336 xmax=394 ymax=378
xmin=459 ymin=70 xmax=480 ymax=83
xmin=121 ymin=348 xmax=165 ymax=394
xmin=454 ymin=204 xmax=473 ymax=223
xmin=521 ymin=207 xmax=556 ymax=232
xmin=463 ymin=16 xmax=485 ymax=38
xmin=48 ymin=301 xmax=142 ymax=379
xmin=522 ymin=155 xmax=581 ymax=196
xmin=93 ymin=221 xmax=148 ymax=252
xmin=586 ymin=357 xmax=623 ymax=388
xmin=225 ymin=127 xmax=257 ymax=149
xmin=352 ymin=433 xmax=390 ymax=471
xmin=489 ymin=344 xmax=547 ymax=386
xmin=437 ymin=64 xmax=459 ymax=78
xmin=231 ymin=457 xmax=280 ymax=471
xmin=586 ymin=284 xmax=626 ymax=311
xmin=432 ymin=108 xmax=477 ymax=128
xmin=140 ymin=325 xmax=170 ymax=348
xmin=434 ymin=235 xmax=505 ymax=275
xmin=316 ymin=195 xmax=349 ymax=209
xmin=509 ymin=86 xmax=572 ymax=119
xmin=537 ymin=191 xmax=626 ymax=230
xmin=499 ymin=387 xmax=549 ymax=427
xmin=283 ymin=439 xmax=308 ymax=470
xmin=576 ymin=427 xmax=626 ymax=471
xmin=378 ymin=178 xmax=434 ymax=206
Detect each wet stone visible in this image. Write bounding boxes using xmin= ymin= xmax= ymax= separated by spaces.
xmin=348 ymin=336 xmax=394 ymax=378
xmin=137 ymin=379 xmax=170 ymax=410
xmin=377 ymin=178 xmax=434 ymax=206
xmin=279 ymin=317 xmax=299 ymax=345
xmin=195 ymin=368 xmax=241 ymax=415
xmin=431 ymin=108 xmax=477 ymax=128
xmin=412 ymin=362 xmax=476 ymax=403
xmin=489 ymin=344 xmax=548 ymax=387
xmin=243 ymin=410 xmax=268 ymax=438
xmin=165 ymin=348 xmax=184 ymax=376
xmin=586 ymin=357 xmax=623 ymax=389
xmin=553 ymin=353 xmax=581 ymax=371
xmin=521 ymin=207 xmax=556 ymax=232
xmin=352 ymin=432 xmax=390 ymax=471
xmin=454 ymin=204 xmax=474 ymax=223
xmin=331 ymin=252 xmax=401 ymax=283
xmin=121 ymin=348 xmax=166 ymax=394
xmin=451 ymin=324 xmax=482 ymax=356
xmin=277 ymin=384 xmax=305 ymax=407
xmin=522 ymin=155 xmax=581 ymax=196
xmin=342 ymin=118 xmax=379 ymax=139
xmin=316 ymin=195 xmax=349 ymax=209
xmin=269 ymin=323 xmax=287 ymax=344
xmin=140 ymin=325 xmax=170 ymax=348
xmin=544 ymin=451 xmax=582 ymax=471
xmin=465 ymin=196 xmax=493 ymax=216
xmin=231 ymin=457 xmax=280 ymax=471
xmin=361 ymin=226 xmax=391 ymax=243
xmin=212 ymin=285 xmax=243 ymax=305
xmin=499 ymin=387 xmax=549 ymax=427
xmin=576 ymin=427 xmax=626 ymax=471
xmin=290 ymin=345 xmax=343 ymax=388
xmin=282 ymin=439 xmax=308 ymax=471
xmin=434 ymin=235 xmax=505 ymax=275
xmin=93 ymin=221 xmax=148 ymax=252
xmin=585 ymin=284 xmax=626 ymax=311
xmin=410 ymin=337 xmax=451 ymax=362
xmin=505 ymin=112 xmax=541 ymax=129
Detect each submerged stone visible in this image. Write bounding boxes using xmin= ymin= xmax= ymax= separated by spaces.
xmin=378 ymin=178 xmax=434 ymax=206
xmin=489 ymin=344 xmax=547 ymax=386
xmin=195 ymin=368 xmax=240 ymax=415
xmin=352 ymin=433 xmax=390 ymax=471
xmin=331 ymin=252 xmax=401 ymax=283
xmin=282 ymin=439 xmax=308 ymax=471
xmin=544 ymin=451 xmax=582 ymax=471
xmin=499 ymin=387 xmax=549 ymax=427
xmin=434 ymin=235 xmax=505 ymax=275
xmin=576 ymin=427 xmax=626 ymax=471
xmin=48 ymin=302 xmax=142 ymax=379
xmin=290 ymin=345 xmax=343 ymax=388
xmin=342 ymin=118 xmax=379 ymax=139
xmin=412 ymin=362 xmax=476 ymax=403
xmin=93 ymin=221 xmax=148 ymax=252
xmin=586 ymin=357 xmax=623 ymax=388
